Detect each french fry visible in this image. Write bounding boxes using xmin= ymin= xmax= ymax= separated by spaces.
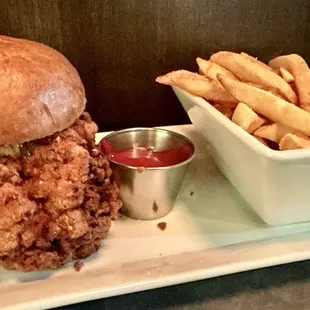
xmin=232 ymin=102 xmax=265 ymax=133
xmin=196 ymin=57 xmax=211 ymax=76
xmin=212 ymin=103 xmax=235 ymax=118
xmin=211 ymin=51 xmax=298 ymax=104
xmin=212 ymin=100 xmax=237 ymax=107
xmin=268 ymin=54 xmax=310 ymax=111
xmin=240 ymin=52 xmax=273 ymax=71
xmin=249 ymin=83 xmax=285 ymax=98
xmin=254 ymin=123 xmax=303 ymax=143
xmin=278 ymin=67 xmax=295 ymax=83
xmin=156 ymin=51 xmax=310 ymax=152
xmin=279 ymin=133 xmax=310 ymax=150
xmin=217 ymin=74 xmax=310 ymax=136
xmin=196 ymin=57 xmax=238 ymax=80
xmin=155 ymin=70 xmax=237 ymax=103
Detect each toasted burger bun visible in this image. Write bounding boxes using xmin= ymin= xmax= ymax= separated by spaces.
xmin=0 ymin=35 xmax=86 ymax=145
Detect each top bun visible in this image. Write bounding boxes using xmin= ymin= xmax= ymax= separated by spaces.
xmin=0 ymin=35 xmax=86 ymax=145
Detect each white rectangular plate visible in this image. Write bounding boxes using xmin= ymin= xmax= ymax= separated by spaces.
xmin=2 ymin=125 xmax=310 ymax=310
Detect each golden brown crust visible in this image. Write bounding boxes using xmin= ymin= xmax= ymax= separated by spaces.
xmin=0 ymin=35 xmax=86 ymax=145
xmin=0 ymin=114 xmax=122 ymax=271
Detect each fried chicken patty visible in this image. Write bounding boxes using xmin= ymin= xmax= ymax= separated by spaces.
xmin=0 ymin=113 xmax=122 ymax=271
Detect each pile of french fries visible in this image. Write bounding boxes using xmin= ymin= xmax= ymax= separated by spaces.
xmin=156 ymin=52 xmax=310 ymax=151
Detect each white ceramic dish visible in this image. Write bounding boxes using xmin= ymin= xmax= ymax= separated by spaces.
xmin=173 ymin=87 xmax=310 ymax=226
xmin=3 ymin=125 xmax=310 ymax=310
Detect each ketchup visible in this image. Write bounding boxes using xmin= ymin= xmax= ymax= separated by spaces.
xmin=100 ymin=140 xmax=193 ymax=168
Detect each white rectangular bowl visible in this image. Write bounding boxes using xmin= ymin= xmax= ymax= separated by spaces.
xmin=173 ymin=86 xmax=310 ymax=226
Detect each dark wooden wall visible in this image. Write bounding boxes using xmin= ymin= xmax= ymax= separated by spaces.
xmin=0 ymin=0 xmax=309 ymax=131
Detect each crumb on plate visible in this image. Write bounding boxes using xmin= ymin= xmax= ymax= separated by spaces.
xmin=157 ymin=222 xmax=167 ymax=231
xmin=73 ymin=261 xmax=84 ymax=272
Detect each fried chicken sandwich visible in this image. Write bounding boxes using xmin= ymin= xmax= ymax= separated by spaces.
xmin=0 ymin=35 xmax=122 ymax=271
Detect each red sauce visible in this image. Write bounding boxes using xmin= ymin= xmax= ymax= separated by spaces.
xmin=100 ymin=140 xmax=193 ymax=168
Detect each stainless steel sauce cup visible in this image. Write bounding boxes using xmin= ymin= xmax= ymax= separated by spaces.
xmin=102 ymin=128 xmax=195 ymax=220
